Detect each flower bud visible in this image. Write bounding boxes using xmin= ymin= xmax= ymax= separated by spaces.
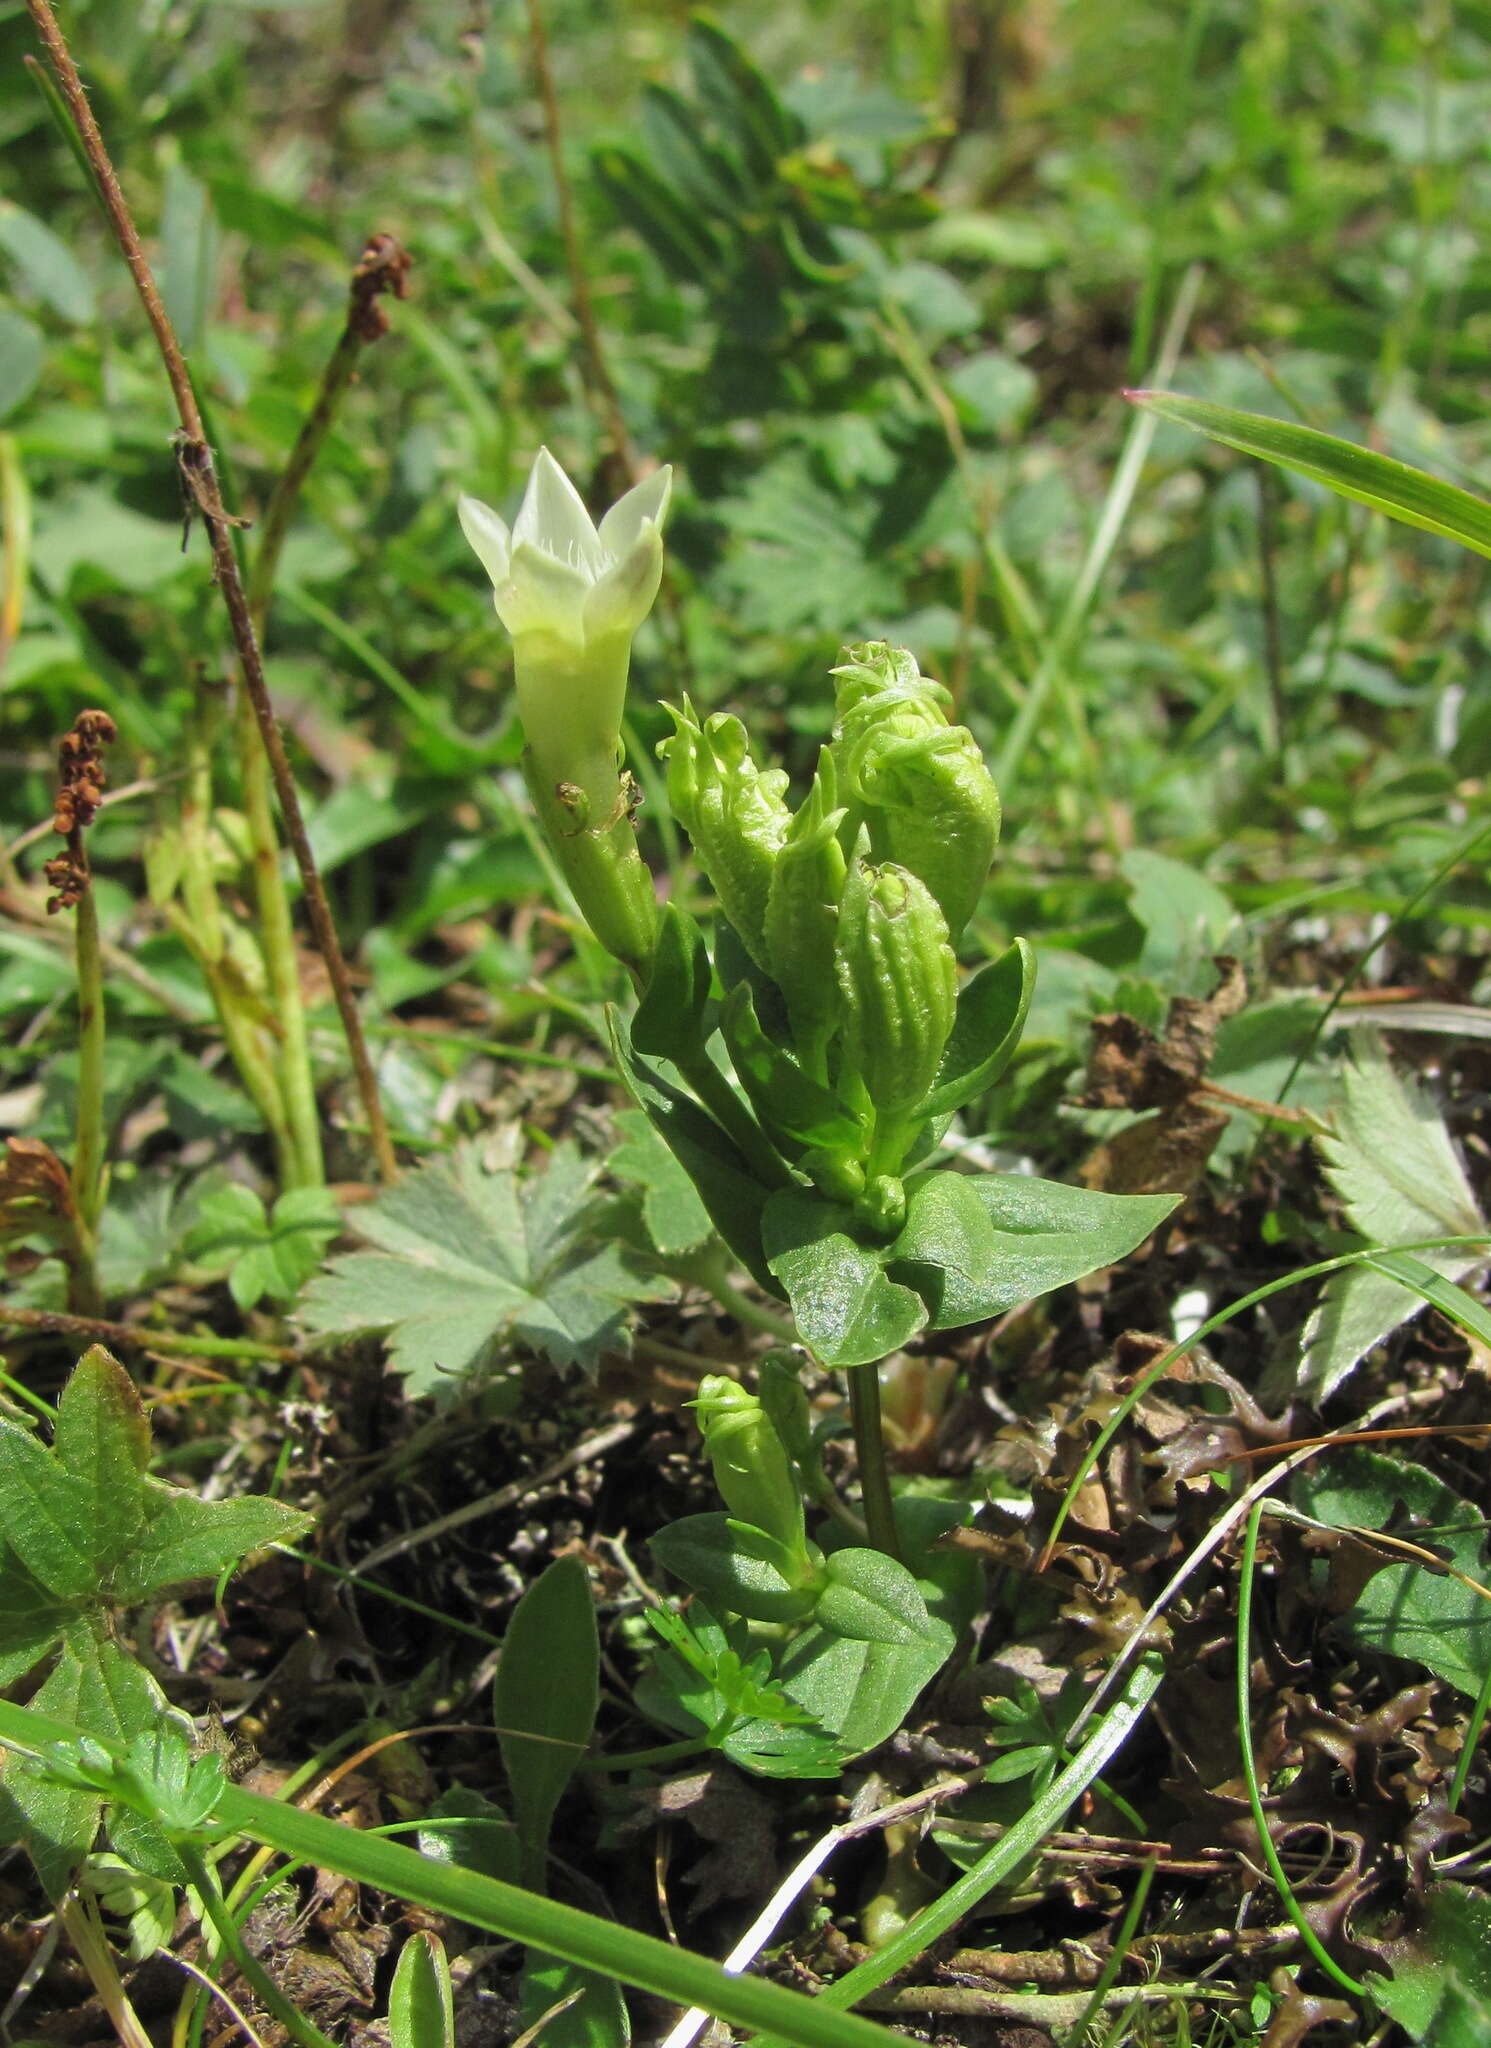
xmin=659 ymin=702 xmax=789 ymax=970
xmin=835 ymin=860 xmax=957 ymax=1128
xmin=831 ymin=642 xmax=1000 ymax=945
xmin=692 ymin=1373 xmax=809 ymax=1569
xmin=764 ymin=754 xmax=846 ymax=1075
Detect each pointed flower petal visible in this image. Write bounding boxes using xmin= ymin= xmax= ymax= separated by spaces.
xmin=496 ymin=539 xmax=591 ymax=642
xmin=583 ymin=525 xmax=665 ymax=643
xmin=597 ymin=465 xmax=672 ymax=560
xmin=513 ymin=446 xmax=605 ymax=574
xmin=458 ymin=494 xmax=512 ymax=589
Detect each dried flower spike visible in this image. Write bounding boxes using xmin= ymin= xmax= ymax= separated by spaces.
xmin=46 ymin=708 xmax=116 ymax=912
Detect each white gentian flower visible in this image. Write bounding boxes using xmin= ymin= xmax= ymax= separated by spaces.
xmin=460 ymin=447 xmax=671 ymax=648
xmin=459 ymin=449 xmax=671 ymax=822
xmin=458 ymin=448 xmax=672 ymax=978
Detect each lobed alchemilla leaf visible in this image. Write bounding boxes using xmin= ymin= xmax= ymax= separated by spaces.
xmin=298 ymin=1139 xmax=670 ymax=1393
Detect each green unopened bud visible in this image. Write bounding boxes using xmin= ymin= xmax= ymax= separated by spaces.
xmin=831 ymin=642 xmax=1000 ymax=945
xmin=692 ymin=1373 xmax=809 ymax=1567
xmin=757 ymin=1354 xmax=814 ymax=1468
xmin=854 ymin=1174 xmax=906 ymax=1238
xmin=659 ymin=701 xmax=789 ymax=970
xmin=764 ymin=754 xmax=846 ymax=1075
xmin=835 ymin=860 xmax=957 ymax=1128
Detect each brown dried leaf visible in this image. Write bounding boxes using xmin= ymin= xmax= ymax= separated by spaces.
xmin=0 ymin=1135 xmax=76 ymax=1249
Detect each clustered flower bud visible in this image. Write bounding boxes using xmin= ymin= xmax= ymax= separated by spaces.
xmin=655 ymin=641 xmax=1001 ymax=1226
xmin=457 ymin=451 xmax=1007 ymax=1238
xmin=660 ymin=701 xmax=789 ymax=972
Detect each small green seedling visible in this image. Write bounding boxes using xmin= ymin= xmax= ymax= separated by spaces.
xmin=639 ymin=1373 xmax=979 ymax=1776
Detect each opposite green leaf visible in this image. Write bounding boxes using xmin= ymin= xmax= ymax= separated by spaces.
xmin=814 ymin=1549 xmax=938 ymax=1646
xmin=1128 ymin=389 xmax=1491 ymax=561
xmin=918 ymin=939 xmax=1035 ymax=1121
xmin=608 ymin=1011 xmax=777 ymax=1290
xmin=762 ymin=1190 xmax=928 ymax=1368
xmin=631 ymin=901 xmax=713 ymax=1065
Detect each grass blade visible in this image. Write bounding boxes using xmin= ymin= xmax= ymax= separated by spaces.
xmin=1126 ymin=390 xmax=1491 ymax=560
xmin=0 ymin=1699 xmax=902 ymax=2048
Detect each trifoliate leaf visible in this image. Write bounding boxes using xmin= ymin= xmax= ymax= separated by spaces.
xmin=184 ymin=1180 xmax=341 ymax=1312
xmin=297 ymin=1140 xmax=667 ymax=1393
xmin=1301 ymin=1035 xmax=1487 ymax=1400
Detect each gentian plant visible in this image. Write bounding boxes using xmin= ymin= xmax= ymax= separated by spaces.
xmin=461 ymin=452 xmax=1179 ymax=1588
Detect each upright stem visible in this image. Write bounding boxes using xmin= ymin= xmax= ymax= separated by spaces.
xmin=24 ymin=0 xmax=397 ymax=1187
xmin=67 ymin=882 xmax=105 ymax=1319
xmin=847 ymin=1364 xmax=902 ymax=1561
xmin=232 ymin=688 xmax=324 ymax=1188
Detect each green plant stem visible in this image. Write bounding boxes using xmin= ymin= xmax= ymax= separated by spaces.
xmin=23 ymin=0 xmax=397 ymax=1187
xmin=170 ymin=699 xmax=298 ymax=1180
xmin=177 ymin=1840 xmax=341 ymax=2048
xmin=577 ymin=1737 xmax=710 ymax=1774
xmin=693 ymin=1250 xmax=796 ymax=1340
xmin=249 ymin=355 xmax=359 ymax=624
xmin=994 ymin=263 xmax=1201 ymax=798
xmin=1057 ymin=1854 xmax=1156 ymax=2048
xmin=67 ymin=880 xmax=105 ymax=1319
xmin=1235 ymin=1499 xmax=1366 ymax=1998
xmin=847 ymin=1363 xmax=902 ymax=1562
xmin=1040 ymin=1232 xmax=1491 ymax=1565
xmin=59 ymin=1892 xmax=154 ymax=2048
xmin=232 ymin=689 xmax=324 ymax=1189
xmin=1449 ymin=1653 xmax=1491 ymax=1813
xmin=0 ymin=1304 xmax=293 ymax=1361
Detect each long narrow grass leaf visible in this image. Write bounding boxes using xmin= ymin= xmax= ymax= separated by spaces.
xmin=795 ymin=1658 xmax=1163 ymax=2024
xmin=0 ymin=1699 xmax=901 ymax=2048
xmin=1126 ymin=391 xmax=1491 ymax=560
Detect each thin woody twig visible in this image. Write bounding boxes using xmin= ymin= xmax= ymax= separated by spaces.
xmin=24 ymin=0 xmax=398 ymax=1186
xmin=0 ymin=1302 xmax=294 ymax=1362
xmin=247 ymin=234 xmax=412 ymax=624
